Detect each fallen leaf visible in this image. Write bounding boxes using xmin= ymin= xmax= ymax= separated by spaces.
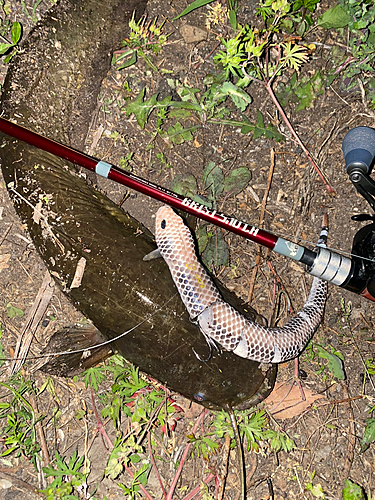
xmin=194 ymin=137 xmax=202 ymax=148
xmin=264 ymin=381 xmax=326 ymax=419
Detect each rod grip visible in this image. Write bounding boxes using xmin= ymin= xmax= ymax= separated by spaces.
xmin=342 ymin=126 xmax=375 ymax=174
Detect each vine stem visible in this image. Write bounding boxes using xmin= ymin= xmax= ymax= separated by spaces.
xmin=265 ymin=82 xmax=334 ymax=194
xmin=242 ymin=66 xmax=334 ymax=194
xmin=148 ymin=431 xmax=167 ymax=499
xmin=165 ymin=408 xmax=210 ymax=500
xmin=181 ymin=473 xmax=215 ymax=500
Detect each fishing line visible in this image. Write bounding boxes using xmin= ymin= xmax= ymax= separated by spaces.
xmin=0 ymin=293 xmax=178 ymax=363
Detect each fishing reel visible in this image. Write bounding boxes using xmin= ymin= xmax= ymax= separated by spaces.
xmin=342 ymin=126 xmax=375 ymax=300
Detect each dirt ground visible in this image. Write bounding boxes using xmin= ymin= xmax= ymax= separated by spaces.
xmin=0 ymin=0 xmax=375 ymax=499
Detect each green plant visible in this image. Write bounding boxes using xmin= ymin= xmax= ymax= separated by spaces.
xmin=174 ymin=0 xmax=239 ymax=31
xmin=211 ymin=0 xmax=332 ymax=192
xmin=0 ymin=20 xmax=21 ymax=63
xmin=277 ymin=1 xmax=375 ymax=110
xmin=361 ymin=416 xmax=375 ymax=453
xmin=41 ymin=451 xmax=92 ymax=500
xmin=113 ymin=14 xmax=169 ymax=72
xmin=82 ymin=356 xmax=177 ymax=432
xmin=6 ymin=302 xmax=24 ymax=319
xmin=117 ymin=459 xmax=151 ymax=499
xmin=170 ymin=161 xmax=252 ymax=270
xmin=105 ymin=434 xmax=148 ymax=480
xmin=187 ymin=432 xmax=219 ymax=460
xmin=305 ymin=471 xmax=326 ymax=499
xmin=342 ymin=479 xmax=366 ymax=500
xmin=0 ymin=376 xmax=43 ymax=468
xmin=20 ymin=0 xmax=53 ymax=24
xmin=212 ymin=408 xmax=295 ymax=454
xmin=156 ymin=152 xmax=172 ymax=169
xmin=303 ymin=341 xmax=346 ymax=381
xmin=317 ymin=0 xmax=375 ymax=105
xmin=124 ymin=78 xmax=271 ymax=145
xmin=120 ymin=151 xmax=134 ymax=171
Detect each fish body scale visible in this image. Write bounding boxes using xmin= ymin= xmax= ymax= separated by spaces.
xmin=156 ymin=206 xmax=327 ymax=364
xmin=155 ymin=206 xmax=222 ymax=318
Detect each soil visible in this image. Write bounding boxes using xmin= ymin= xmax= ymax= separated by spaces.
xmin=0 ymin=0 xmax=374 ymax=499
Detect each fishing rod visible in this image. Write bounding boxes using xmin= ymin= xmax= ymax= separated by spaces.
xmin=0 ymin=117 xmax=375 ymax=301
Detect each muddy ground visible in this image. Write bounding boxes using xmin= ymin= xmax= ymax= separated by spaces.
xmin=0 ymin=0 xmax=374 ymax=499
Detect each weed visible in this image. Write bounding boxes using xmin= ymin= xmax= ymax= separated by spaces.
xmin=82 ymin=356 xmax=177 ymax=432
xmin=361 ymin=416 xmax=375 ymax=453
xmin=0 ymin=20 xmax=21 ymax=63
xmin=0 ymin=375 xmax=42 ymax=468
xmin=113 ymin=14 xmax=169 ymax=72
xmin=124 ymin=78 xmax=266 ymax=144
xmin=156 ymin=152 xmax=172 ymax=169
xmin=170 ymin=161 xmax=252 ymax=270
xmin=123 ymin=0 xmax=335 ymax=191
xmin=105 ymin=434 xmax=147 ymax=480
xmin=306 ymin=471 xmax=326 ymax=499
xmin=188 ymin=433 xmax=219 ymax=460
xmin=212 ymin=408 xmax=295 ymax=454
xmin=41 ymin=450 xmax=92 ymax=500
xmin=205 ymin=1 xmax=229 ymax=31
xmin=303 ymin=341 xmax=346 ymax=381
xmin=120 ymin=152 xmax=134 ymax=171
xmin=117 ymin=459 xmax=151 ymax=498
xmin=277 ymin=1 xmax=375 ymax=110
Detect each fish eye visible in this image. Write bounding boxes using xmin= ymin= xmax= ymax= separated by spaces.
xmin=161 ymin=219 xmax=166 ymax=229
xmin=193 ymin=392 xmax=205 ymax=401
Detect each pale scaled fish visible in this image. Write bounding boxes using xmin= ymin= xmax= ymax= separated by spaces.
xmin=155 ymin=206 xmax=327 ymax=363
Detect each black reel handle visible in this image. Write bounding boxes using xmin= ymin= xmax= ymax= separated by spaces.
xmin=341 ymin=127 xmax=375 ymax=301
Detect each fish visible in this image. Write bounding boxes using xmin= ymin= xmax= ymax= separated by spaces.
xmin=0 ymin=0 xmax=276 ymax=410
xmin=155 ymin=206 xmax=327 ymax=364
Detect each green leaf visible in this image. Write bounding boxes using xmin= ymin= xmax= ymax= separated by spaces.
xmin=220 ymin=82 xmax=252 ymax=111
xmin=280 ymin=42 xmax=309 ymax=71
xmin=295 ymin=70 xmax=325 ymax=111
xmin=342 ymin=479 xmax=366 ymax=500
xmin=82 ymin=366 xmax=107 ymax=390
xmin=173 ymin=0 xmax=215 ymax=20
xmin=170 ymin=173 xmax=197 ymax=197
xmin=125 ymin=89 xmax=158 ymax=129
xmin=196 ymin=225 xmax=210 ymax=254
xmin=316 ymin=345 xmax=345 ymax=380
xmin=11 ymin=22 xmax=22 ymax=45
xmin=116 ymin=50 xmax=137 ymax=70
xmin=361 ymin=418 xmax=375 ymax=453
xmin=0 ymin=42 xmax=14 ymax=55
xmin=229 ymin=9 xmax=237 ymax=30
xmin=6 ymin=303 xmax=24 ymax=319
xmin=202 ymin=230 xmax=229 ymax=269
xmin=167 ymin=121 xmax=193 ymax=144
xmin=168 ymin=108 xmax=191 ymax=120
xmin=317 ymin=5 xmax=351 ymax=29
xmin=241 ymin=110 xmax=284 ymax=142
xmin=203 ymin=162 xmax=224 ymax=201
xmin=223 ymin=166 xmax=251 ymax=195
